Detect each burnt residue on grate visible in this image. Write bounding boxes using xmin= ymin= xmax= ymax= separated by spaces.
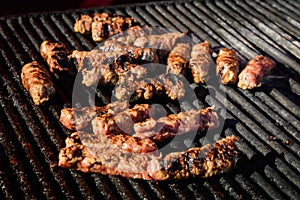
xmin=0 ymin=0 xmax=300 ymax=199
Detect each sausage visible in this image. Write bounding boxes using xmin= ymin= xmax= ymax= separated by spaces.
xmin=21 ymin=61 xmax=55 ymax=105
xmin=238 ymin=55 xmax=276 ymax=89
xmin=189 ymin=41 xmax=212 ymax=83
xmin=167 ymin=43 xmax=191 ymax=75
xmin=216 ymin=48 xmax=239 ymax=84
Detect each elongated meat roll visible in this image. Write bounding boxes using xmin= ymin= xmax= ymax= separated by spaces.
xmin=238 ymin=55 xmax=275 ymax=89
xmin=21 ymin=61 xmax=55 ymax=105
xmin=216 ymin=48 xmax=239 ymax=84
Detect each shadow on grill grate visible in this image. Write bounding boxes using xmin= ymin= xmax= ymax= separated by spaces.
xmin=0 ymin=0 xmax=299 ymax=199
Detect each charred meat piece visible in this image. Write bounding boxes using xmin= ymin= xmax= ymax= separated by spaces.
xmin=134 ymin=32 xmax=188 ymax=61
xmin=189 ymin=41 xmax=212 ymax=83
xmin=71 ymin=50 xmax=125 ymax=71
xmin=134 ymin=107 xmax=219 ymax=142
xmin=92 ymin=16 xmax=140 ymax=42
xmin=74 ymin=13 xmax=111 ymax=34
xmin=238 ymin=55 xmax=276 ymax=89
xmin=74 ymin=13 xmax=141 ymax=42
xmin=60 ymin=105 xmax=110 ymax=130
xmin=71 ymin=47 xmax=158 ymax=72
xmin=81 ymin=62 xmax=149 ymax=87
xmin=21 ymin=61 xmax=55 ymax=105
xmin=74 ymin=15 xmax=93 ymax=34
xmin=116 ymin=25 xmax=164 ymax=45
xmin=167 ymin=43 xmax=191 ymax=75
xmin=150 ymin=135 xmax=239 ymax=180
xmin=40 ymin=41 xmax=73 ymax=76
xmin=58 ymin=132 xmax=160 ymax=179
xmin=114 ymin=73 xmax=185 ymax=101
xmin=82 ymin=63 xmax=118 ymax=87
xmin=60 ymin=101 xmax=129 ymax=131
xmin=58 ymin=132 xmax=238 ymax=180
xmin=92 ymin=110 xmax=158 ymax=154
xmin=92 ymin=104 xmax=153 ymax=135
xmin=216 ymin=48 xmax=239 ymax=85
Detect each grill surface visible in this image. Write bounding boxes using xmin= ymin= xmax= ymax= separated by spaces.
xmin=0 ymin=0 xmax=300 ymax=199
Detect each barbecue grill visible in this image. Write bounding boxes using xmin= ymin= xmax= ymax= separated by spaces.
xmin=0 ymin=0 xmax=300 ymax=199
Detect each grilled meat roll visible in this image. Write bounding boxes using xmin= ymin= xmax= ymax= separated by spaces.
xmin=133 ymin=107 xmax=219 ymax=142
xmin=238 ymin=55 xmax=276 ymax=89
xmin=189 ymin=41 xmax=213 ymax=83
xmin=21 ymin=61 xmax=55 ymax=105
xmin=40 ymin=41 xmax=74 ymax=76
xmin=74 ymin=13 xmax=140 ymax=42
xmin=60 ymin=101 xmax=130 ymax=131
xmin=150 ymin=135 xmax=239 ymax=180
xmin=167 ymin=43 xmax=191 ymax=75
xmin=58 ymin=132 xmax=238 ymax=180
xmin=134 ymin=32 xmax=187 ymax=61
xmin=216 ymin=48 xmax=239 ymax=84
xmin=114 ymin=73 xmax=185 ymax=101
xmin=92 ymin=104 xmax=153 ymax=135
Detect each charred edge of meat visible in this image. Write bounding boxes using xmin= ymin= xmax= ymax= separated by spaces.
xmin=21 ymin=60 xmax=55 ymax=105
xmin=216 ymin=48 xmax=239 ymax=85
xmin=149 ymin=135 xmax=239 ymax=180
xmin=40 ymin=41 xmax=75 ymax=76
xmin=58 ymin=133 xmax=238 ymax=180
xmin=237 ymin=55 xmax=276 ymax=90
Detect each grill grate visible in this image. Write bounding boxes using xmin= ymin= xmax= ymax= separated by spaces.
xmin=0 ymin=0 xmax=300 ymax=199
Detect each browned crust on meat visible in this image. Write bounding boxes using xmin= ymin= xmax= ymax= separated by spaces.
xmin=21 ymin=61 xmax=55 ymax=105
xmin=114 ymin=74 xmax=185 ymax=101
xmin=59 ymin=106 xmax=110 ymax=130
xmin=167 ymin=43 xmax=191 ymax=75
xmin=216 ymin=48 xmax=239 ymax=85
xmin=74 ymin=13 xmax=140 ymax=42
xmin=58 ymin=133 xmax=238 ymax=180
xmin=189 ymin=41 xmax=212 ymax=83
xmin=40 ymin=41 xmax=73 ymax=76
xmin=238 ymin=55 xmax=276 ymax=89
xmin=149 ymin=135 xmax=239 ymax=180
xmin=134 ymin=107 xmax=219 ymax=142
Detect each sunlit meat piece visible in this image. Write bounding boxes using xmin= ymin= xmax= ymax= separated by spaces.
xmin=238 ymin=55 xmax=276 ymax=89
xmin=216 ymin=48 xmax=239 ymax=84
